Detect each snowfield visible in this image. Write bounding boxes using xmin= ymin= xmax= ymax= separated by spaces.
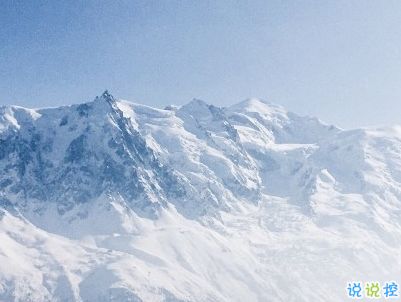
xmin=0 ymin=91 xmax=401 ymax=301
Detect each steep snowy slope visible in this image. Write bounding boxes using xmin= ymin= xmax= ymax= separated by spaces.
xmin=1 ymin=92 xmax=401 ymax=301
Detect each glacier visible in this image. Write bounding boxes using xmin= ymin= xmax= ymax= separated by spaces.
xmin=0 ymin=91 xmax=401 ymax=301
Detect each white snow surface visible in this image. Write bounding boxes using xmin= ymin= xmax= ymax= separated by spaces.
xmin=0 ymin=92 xmax=401 ymax=301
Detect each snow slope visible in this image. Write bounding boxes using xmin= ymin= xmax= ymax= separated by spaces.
xmin=0 ymin=91 xmax=401 ymax=301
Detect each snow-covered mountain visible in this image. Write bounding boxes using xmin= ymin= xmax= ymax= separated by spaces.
xmin=1 ymin=91 xmax=401 ymax=301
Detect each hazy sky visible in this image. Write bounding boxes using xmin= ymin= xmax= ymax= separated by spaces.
xmin=1 ymin=0 xmax=401 ymax=128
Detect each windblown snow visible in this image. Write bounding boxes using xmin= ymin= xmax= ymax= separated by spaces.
xmin=0 ymin=91 xmax=400 ymax=301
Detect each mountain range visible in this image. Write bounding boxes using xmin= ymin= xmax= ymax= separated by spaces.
xmin=1 ymin=91 xmax=400 ymax=301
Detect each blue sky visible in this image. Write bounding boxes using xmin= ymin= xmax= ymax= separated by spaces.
xmin=1 ymin=0 xmax=400 ymax=128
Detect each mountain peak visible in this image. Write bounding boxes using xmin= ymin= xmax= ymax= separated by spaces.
xmin=91 ymin=90 xmax=116 ymax=106
xmin=87 ymin=90 xmax=119 ymax=116
xmin=229 ymin=98 xmax=283 ymax=114
xmin=178 ymin=98 xmax=212 ymax=117
xmin=98 ymin=89 xmax=116 ymax=104
xmin=101 ymin=90 xmax=114 ymax=100
xmin=186 ymin=98 xmax=210 ymax=108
